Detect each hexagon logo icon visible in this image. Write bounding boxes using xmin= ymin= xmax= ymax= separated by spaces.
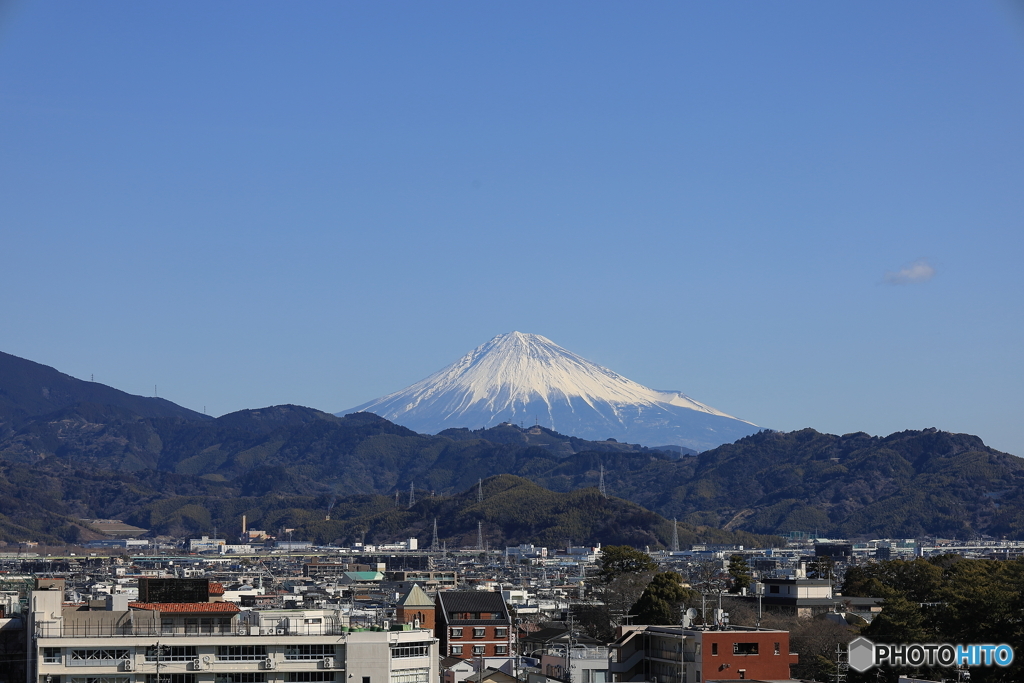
xmin=848 ymin=636 xmax=875 ymax=672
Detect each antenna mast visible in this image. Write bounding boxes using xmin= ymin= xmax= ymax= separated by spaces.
xmin=430 ymin=518 xmax=439 ymax=551
xmin=598 ymin=464 xmax=608 ymax=498
xmin=671 ymin=518 xmax=679 ymax=552
xmin=477 ymin=478 xmax=483 ymax=503
xmin=408 ymin=482 xmax=415 ymax=508
xmin=477 ymin=521 xmax=484 ymax=551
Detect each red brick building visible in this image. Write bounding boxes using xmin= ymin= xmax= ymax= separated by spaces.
xmin=396 ymin=583 xmax=436 ymax=630
xmin=435 ymin=591 xmax=512 ymax=659
xmin=610 ymin=625 xmax=799 ymax=682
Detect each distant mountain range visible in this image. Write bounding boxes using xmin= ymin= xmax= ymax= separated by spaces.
xmin=342 ymin=331 xmax=759 ymax=451
xmin=0 ymin=350 xmax=208 ymax=437
xmin=0 ymin=349 xmax=1022 ymax=546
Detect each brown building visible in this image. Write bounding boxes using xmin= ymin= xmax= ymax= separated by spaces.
xmin=435 ymin=591 xmax=512 ymax=659
xmin=396 ymin=584 xmax=436 ymax=630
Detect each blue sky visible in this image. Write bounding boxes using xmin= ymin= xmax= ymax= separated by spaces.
xmin=2 ymin=2 xmax=1023 ymax=454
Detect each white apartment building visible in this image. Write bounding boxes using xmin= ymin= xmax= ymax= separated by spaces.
xmin=27 ymin=589 xmax=438 ymax=683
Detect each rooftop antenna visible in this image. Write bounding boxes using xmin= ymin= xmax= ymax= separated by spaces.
xmin=430 ymin=518 xmax=439 ymax=551
xmin=477 ymin=478 xmax=483 ymax=503
xmin=154 ymin=385 xmax=158 ymax=397
xmin=672 ymin=518 xmax=680 ymax=552
xmin=598 ymin=464 xmax=608 ymax=498
xmin=408 ymin=482 xmax=416 ymax=508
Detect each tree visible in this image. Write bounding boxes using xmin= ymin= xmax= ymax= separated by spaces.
xmin=630 ymin=572 xmax=700 ymax=625
xmin=598 ymin=545 xmax=657 ymax=582
xmin=727 ymin=554 xmax=751 ymax=593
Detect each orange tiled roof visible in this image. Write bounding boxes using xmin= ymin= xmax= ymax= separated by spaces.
xmin=208 ymin=582 xmax=225 ymax=595
xmin=129 ymin=602 xmax=240 ymax=613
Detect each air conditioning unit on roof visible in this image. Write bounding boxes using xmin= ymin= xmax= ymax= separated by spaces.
xmin=122 ymin=660 xmax=134 ymax=672
xmin=264 ymin=657 xmax=277 ymax=670
xmin=323 ymin=656 xmax=335 ymax=669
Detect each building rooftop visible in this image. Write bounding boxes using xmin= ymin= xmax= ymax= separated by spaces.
xmin=129 ymin=602 xmax=241 ymax=613
xmin=437 ymin=590 xmax=508 ymax=615
xmin=400 ymin=583 xmax=434 ymax=607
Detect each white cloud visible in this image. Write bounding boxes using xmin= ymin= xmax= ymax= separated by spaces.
xmin=884 ymin=259 xmax=935 ymax=285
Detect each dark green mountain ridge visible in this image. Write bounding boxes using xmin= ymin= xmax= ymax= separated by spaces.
xmin=1 ymin=350 xmax=1022 ymax=543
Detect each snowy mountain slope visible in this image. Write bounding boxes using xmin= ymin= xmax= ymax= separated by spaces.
xmin=339 ymin=332 xmax=759 ymax=451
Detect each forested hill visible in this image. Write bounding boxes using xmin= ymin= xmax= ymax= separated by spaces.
xmin=638 ymin=428 xmax=1024 ymax=539
xmin=0 ymin=350 xmax=209 ymax=437
xmin=1 ymin=350 xmax=1022 ymax=542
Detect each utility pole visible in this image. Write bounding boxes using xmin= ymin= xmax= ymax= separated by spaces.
xmin=680 ymin=606 xmax=686 ymax=683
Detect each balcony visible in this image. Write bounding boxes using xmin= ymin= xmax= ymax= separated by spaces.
xmin=35 ymin=623 xmax=350 ymax=638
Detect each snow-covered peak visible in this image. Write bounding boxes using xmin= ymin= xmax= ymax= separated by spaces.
xmin=357 ymin=332 xmax=744 ymax=421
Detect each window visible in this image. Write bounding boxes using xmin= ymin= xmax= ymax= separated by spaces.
xmin=450 ymin=628 xmax=463 ymax=638
xmin=286 ymin=645 xmax=335 ymax=660
xmin=711 ymin=643 xmax=718 ymax=656
xmin=451 ymin=645 xmax=463 ymax=655
xmin=390 ymin=669 xmax=429 ymax=683
xmin=738 ymin=671 xmax=745 ymax=680
xmin=216 ymin=676 xmax=267 ymax=683
xmin=733 ymin=643 xmax=758 ymax=655
xmin=70 ymin=678 xmax=130 ymax=683
xmin=769 ymin=585 xmax=779 ymax=594
xmin=145 ymin=647 xmax=197 ymax=662
xmin=363 ymin=677 xmax=371 ymax=683
xmin=391 ymin=642 xmax=431 ymax=658
xmin=44 ymin=648 xmax=62 ymax=663
xmin=495 ymin=645 xmax=507 ymax=655
xmin=774 ymin=642 xmax=780 ymax=655
xmin=145 ymin=676 xmax=196 ymax=683
xmin=286 ymin=676 xmax=335 ymax=683
xmin=696 ymin=673 xmax=700 ymax=683
xmin=161 ymin=618 xmax=174 ymax=633
xmin=473 ymin=628 xmax=486 ymax=638
xmin=185 ymin=618 xmax=198 ymax=634
xmin=495 ymin=627 xmax=508 ymax=638
xmin=473 ymin=645 xmax=485 ymax=655
xmin=70 ymin=650 xmax=131 ymax=666
xmin=216 ymin=645 xmax=268 ymax=661
xmin=304 ymin=618 xmax=323 ymax=624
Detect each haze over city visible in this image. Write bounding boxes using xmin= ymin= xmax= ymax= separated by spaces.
xmin=2 ymin=2 xmax=1023 ymax=454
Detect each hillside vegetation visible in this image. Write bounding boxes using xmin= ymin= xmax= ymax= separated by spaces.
xmin=1 ymin=351 xmax=1022 ymax=543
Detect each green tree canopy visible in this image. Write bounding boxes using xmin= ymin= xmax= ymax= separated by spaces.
xmin=631 ymin=571 xmax=700 ymax=625
xmin=599 ymin=545 xmax=658 ymax=582
xmin=727 ymin=554 xmax=751 ymax=593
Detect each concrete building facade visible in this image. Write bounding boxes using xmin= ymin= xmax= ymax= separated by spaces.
xmin=26 ymin=589 xmax=438 ymax=683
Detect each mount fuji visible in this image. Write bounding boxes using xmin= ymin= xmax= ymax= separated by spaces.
xmin=340 ymin=332 xmax=758 ymax=451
